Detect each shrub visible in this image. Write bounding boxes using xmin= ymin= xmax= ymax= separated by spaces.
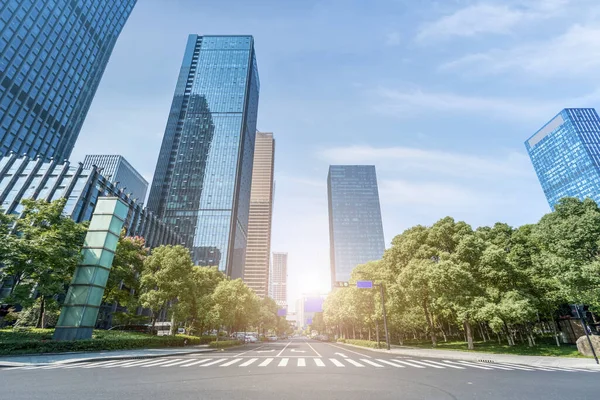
xmin=339 ymin=339 xmax=383 ymax=349
xmin=208 ymin=340 xmax=243 ymax=348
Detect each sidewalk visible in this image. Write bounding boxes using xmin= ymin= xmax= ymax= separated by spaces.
xmin=342 ymin=343 xmax=600 ymax=370
xmin=0 ymin=345 xmax=214 ymax=368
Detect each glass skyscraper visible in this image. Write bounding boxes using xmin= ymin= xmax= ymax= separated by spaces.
xmin=147 ymin=35 xmax=259 ymax=278
xmin=0 ymin=0 xmax=136 ymax=161
xmin=82 ymin=155 xmax=148 ymax=204
xmin=328 ymin=165 xmax=385 ymax=285
xmin=525 ymin=108 xmax=600 ymax=209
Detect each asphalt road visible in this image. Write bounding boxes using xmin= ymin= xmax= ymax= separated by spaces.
xmin=1 ymin=337 xmax=598 ymax=400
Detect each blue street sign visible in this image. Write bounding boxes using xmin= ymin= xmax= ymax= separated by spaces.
xmin=356 ymin=280 xmax=373 ymax=289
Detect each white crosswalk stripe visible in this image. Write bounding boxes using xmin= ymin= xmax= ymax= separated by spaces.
xmin=443 ymin=360 xmax=494 ymax=370
xmin=360 ymin=359 xmax=384 ymax=368
xmin=140 ymin=359 xmax=180 ymax=368
xmin=120 ymin=359 xmax=158 ymax=368
xmin=421 ymin=360 xmax=464 ymax=369
xmin=297 ymin=358 xmax=306 ymax=367
xmin=345 ymin=359 xmax=364 ymax=367
xmin=258 ymin=358 xmax=274 ymax=367
xmin=457 ymin=361 xmax=516 ymax=371
xmin=220 ymin=358 xmax=242 ymax=367
xmin=314 ymin=358 xmax=325 ymax=367
xmin=392 ymin=359 xmax=426 ymax=368
xmin=330 ymin=358 xmax=345 ymax=367
xmin=376 ymin=359 xmax=406 ymax=368
xmin=239 ymin=358 xmax=258 ymax=367
xmin=406 ymin=359 xmax=445 ymax=369
xmin=278 ymin=358 xmax=289 ymax=367
xmin=102 ymin=360 xmax=142 ymax=368
xmin=160 ymin=360 xmax=192 ymax=367
xmin=200 ymin=358 xmax=227 ymax=367
xmin=81 ymin=360 xmax=124 ymax=369
xmin=180 ymin=359 xmax=211 ymax=367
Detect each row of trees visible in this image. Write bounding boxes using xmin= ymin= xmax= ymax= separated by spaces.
xmin=321 ymin=198 xmax=600 ymax=348
xmin=0 ymin=199 xmax=288 ymax=337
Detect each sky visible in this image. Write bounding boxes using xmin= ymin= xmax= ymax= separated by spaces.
xmin=71 ymin=0 xmax=600 ymax=310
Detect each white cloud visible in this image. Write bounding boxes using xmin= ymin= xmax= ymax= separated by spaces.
xmin=371 ymin=86 xmax=600 ymax=120
xmin=442 ymin=24 xmax=600 ymax=77
xmin=385 ymin=32 xmax=401 ymax=46
xmin=318 ymin=145 xmax=532 ymax=179
xmin=417 ymin=3 xmax=526 ymax=41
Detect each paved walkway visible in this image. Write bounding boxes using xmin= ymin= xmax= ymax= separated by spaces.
xmin=0 ymin=346 xmax=214 ymax=368
xmin=341 ymin=344 xmax=600 ymax=370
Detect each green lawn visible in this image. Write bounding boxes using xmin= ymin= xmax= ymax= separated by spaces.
xmin=0 ymin=328 xmax=215 ymax=356
xmin=400 ymin=337 xmax=584 ymax=358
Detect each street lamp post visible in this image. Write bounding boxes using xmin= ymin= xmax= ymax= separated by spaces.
xmin=377 ymin=283 xmax=391 ymax=351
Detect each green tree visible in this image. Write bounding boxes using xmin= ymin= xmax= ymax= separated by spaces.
xmin=139 ymin=245 xmax=193 ymax=333
xmin=211 ymin=278 xmax=260 ymax=334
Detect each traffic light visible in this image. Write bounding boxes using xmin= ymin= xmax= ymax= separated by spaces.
xmin=334 ymin=281 xmax=349 ymax=288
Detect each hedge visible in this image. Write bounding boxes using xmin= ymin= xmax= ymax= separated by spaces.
xmin=208 ymin=340 xmax=243 ymax=348
xmin=337 ymin=339 xmax=384 ymax=349
xmin=0 ymin=328 xmax=207 ymax=356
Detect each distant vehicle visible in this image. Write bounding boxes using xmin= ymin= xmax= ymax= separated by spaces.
xmin=267 ymin=336 xmax=278 ymax=341
xmin=245 ymin=335 xmax=258 ymax=343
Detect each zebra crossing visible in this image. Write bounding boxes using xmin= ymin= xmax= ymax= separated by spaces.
xmin=3 ymin=357 xmax=599 ymax=373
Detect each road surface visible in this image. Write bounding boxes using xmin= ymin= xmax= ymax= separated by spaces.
xmin=1 ymin=337 xmax=597 ymax=399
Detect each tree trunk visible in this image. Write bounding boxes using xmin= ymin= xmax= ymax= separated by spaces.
xmin=439 ymin=322 xmax=448 ymax=342
xmin=422 ymin=301 xmax=437 ymax=346
xmin=465 ymin=320 xmax=474 ymax=350
xmin=479 ymin=322 xmax=487 ymax=342
xmin=170 ymin=313 xmax=177 ymax=336
xmin=368 ymin=326 xmax=372 ymax=341
xmin=502 ymin=320 xmax=514 ymax=346
xmin=551 ymin=319 xmax=561 ymax=347
xmin=36 ymin=297 xmax=45 ymax=329
xmin=376 ymin=321 xmax=380 ymax=347
xmin=496 ymin=332 xmax=501 ymax=344
xmin=518 ymin=328 xmax=525 ymax=344
xmin=352 ymin=325 xmax=356 ymax=339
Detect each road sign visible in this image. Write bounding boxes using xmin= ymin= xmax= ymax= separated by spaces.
xmin=356 ymin=280 xmax=373 ymax=289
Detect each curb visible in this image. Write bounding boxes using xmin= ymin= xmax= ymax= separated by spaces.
xmin=337 ymin=342 xmax=600 ymax=371
xmin=0 ymin=348 xmax=215 ymax=368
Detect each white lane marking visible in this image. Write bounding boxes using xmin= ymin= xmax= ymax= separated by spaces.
xmin=239 ymin=358 xmax=258 ymax=367
xmin=330 ymin=358 xmax=345 ymax=367
xmin=259 ymin=358 xmax=274 ymax=367
xmin=297 ymin=358 xmax=306 ymax=367
xmin=406 ymin=359 xmax=445 ymax=369
xmin=326 ymin=343 xmax=372 ymax=358
xmin=276 ymin=341 xmax=292 ymax=357
xmin=278 ymin=358 xmax=289 ymax=367
xmin=180 ymin=359 xmax=211 ymax=367
xmin=443 ymin=360 xmax=492 ymax=370
xmin=421 ymin=360 xmax=464 ymax=369
xmin=62 ymin=363 xmax=94 ymax=369
xmin=345 ymin=359 xmax=364 ymax=367
xmin=494 ymin=362 xmax=548 ymax=371
xmin=101 ymin=360 xmax=142 ymax=368
xmin=392 ymin=359 xmax=426 ymax=368
xmin=200 ymin=358 xmax=227 ymax=367
xmin=376 ymin=359 xmax=406 ymax=368
xmin=160 ymin=359 xmax=192 ymax=367
xmin=140 ymin=359 xmax=181 ymax=368
xmin=360 ymin=359 xmax=384 ymax=368
xmin=335 ymin=352 xmax=348 ymax=358
xmin=304 ymin=340 xmax=322 ymax=357
xmin=457 ymin=361 xmax=516 ymax=371
xmin=220 ymin=358 xmax=243 ymax=367
xmin=314 ymin=358 xmax=325 ymax=367
xmin=235 ymin=344 xmax=266 ymax=356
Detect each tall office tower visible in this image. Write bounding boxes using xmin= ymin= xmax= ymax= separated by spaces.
xmin=82 ymin=155 xmax=148 ymax=204
xmin=147 ymin=35 xmax=259 ymax=278
xmin=243 ymin=132 xmax=275 ymax=297
xmin=0 ymin=0 xmax=137 ymax=160
xmin=328 ymin=165 xmax=385 ymax=285
xmin=271 ymin=252 xmax=287 ymax=304
xmin=526 ymin=108 xmax=600 ymax=209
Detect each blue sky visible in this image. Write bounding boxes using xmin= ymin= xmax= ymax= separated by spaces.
xmin=71 ymin=0 xmax=600 ymax=308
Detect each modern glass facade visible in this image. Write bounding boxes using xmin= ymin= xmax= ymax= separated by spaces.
xmin=328 ymin=165 xmax=385 ymax=285
xmin=0 ymin=0 xmax=136 ymax=161
xmin=0 ymin=153 xmax=180 ymax=248
xmin=243 ymin=132 xmax=275 ymax=297
xmin=525 ymin=108 xmax=600 ymax=209
xmin=82 ymin=155 xmax=148 ymax=204
xmin=147 ymin=35 xmax=260 ymax=278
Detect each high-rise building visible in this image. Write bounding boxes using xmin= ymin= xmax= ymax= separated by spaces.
xmin=0 ymin=0 xmax=137 ymax=161
xmin=271 ymin=252 xmax=287 ymax=304
xmin=82 ymin=155 xmax=148 ymax=204
xmin=147 ymin=35 xmax=259 ymax=278
xmin=243 ymin=132 xmax=275 ymax=297
xmin=328 ymin=165 xmax=385 ymax=285
xmin=526 ymin=108 xmax=600 ymax=209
